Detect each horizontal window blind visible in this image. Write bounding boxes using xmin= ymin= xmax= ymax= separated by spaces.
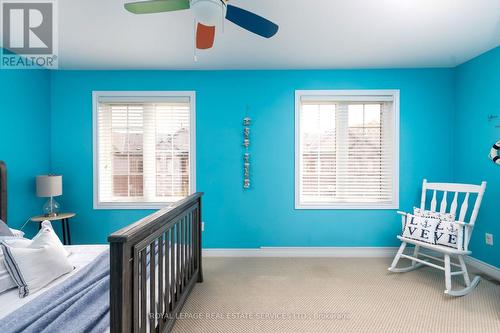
xmin=297 ymin=92 xmax=398 ymax=208
xmin=95 ymin=94 xmax=194 ymax=207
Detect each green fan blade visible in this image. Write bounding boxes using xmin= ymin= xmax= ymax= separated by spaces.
xmin=124 ymin=0 xmax=190 ymax=14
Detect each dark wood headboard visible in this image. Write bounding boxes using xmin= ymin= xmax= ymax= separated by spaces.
xmin=0 ymin=161 xmax=6 ymax=223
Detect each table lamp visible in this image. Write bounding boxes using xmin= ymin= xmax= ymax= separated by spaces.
xmin=36 ymin=175 xmax=62 ymax=217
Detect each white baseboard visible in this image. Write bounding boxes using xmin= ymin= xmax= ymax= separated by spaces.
xmin=465 ymin=256 xmax=500 ymax=281
xmin=202 ymin=247 xmax=398 ymax=258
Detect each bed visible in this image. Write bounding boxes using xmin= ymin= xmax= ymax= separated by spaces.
xmin=0 ymin=244 xmax=109 ymax=319
xmin=0 ymin=161 xmax=204 ymax=333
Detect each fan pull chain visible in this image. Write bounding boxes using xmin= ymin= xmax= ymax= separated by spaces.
xmin=221 ymin=4 xmax=225 ymax=33
xmin=193 ymin=19 xmax=198 ymax=62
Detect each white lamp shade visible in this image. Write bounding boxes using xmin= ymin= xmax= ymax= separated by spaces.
xmin=36 ymin=175 xmax=63 ymax=197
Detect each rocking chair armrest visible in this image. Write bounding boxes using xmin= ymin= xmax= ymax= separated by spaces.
xmin=451 ymin=221 xmax=474 ymax=228
xmin=396 ymin=211 xmax=410 ymax=231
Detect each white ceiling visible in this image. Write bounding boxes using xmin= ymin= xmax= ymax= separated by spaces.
xmin=57 ymin=0 xmax=500 ymax=69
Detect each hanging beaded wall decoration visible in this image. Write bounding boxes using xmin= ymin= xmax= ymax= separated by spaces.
xmin=243 ymin=117 xmax=251 ymax=188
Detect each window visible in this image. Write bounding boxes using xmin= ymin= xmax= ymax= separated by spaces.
xmin=295 ymin=90 xmax=399 ymax=209
xmin=93 ymin=91 xmax=195 ymax=209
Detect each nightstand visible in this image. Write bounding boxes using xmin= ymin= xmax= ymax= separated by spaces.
xmin=30 ymin=212 xmax=75 ymax=245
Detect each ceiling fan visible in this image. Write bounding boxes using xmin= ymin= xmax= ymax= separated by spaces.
xmin=124 ymin=0 xmax=279 ymax=50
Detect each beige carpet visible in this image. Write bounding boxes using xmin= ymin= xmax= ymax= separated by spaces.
xmin=172 ymin=257 xmax=500 ymax=333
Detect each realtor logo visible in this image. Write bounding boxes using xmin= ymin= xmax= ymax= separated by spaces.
xmin=1 ymin=0 xmax=58 ymax=69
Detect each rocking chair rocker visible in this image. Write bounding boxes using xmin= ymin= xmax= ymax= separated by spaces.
xmin=388 ymin=179 xmax=487 ymax=296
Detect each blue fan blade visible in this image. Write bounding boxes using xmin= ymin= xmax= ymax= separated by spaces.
xmin=225 ymin=4 xmax=279 ymax=38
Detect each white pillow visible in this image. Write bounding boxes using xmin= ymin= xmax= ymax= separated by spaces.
xmin=0 ymin=260 xmax=16 ymax=294
xmin=413 ymin=207 xmax=463 ymax=249
xmin=0 ymin=238 xmax=31 ymax=247
xmin=0 ymin=222 xmax=70 ymax=296
xmin=9 ymin=228 xmax=25 ymax=238
xmin=30 ymin=221 xmax=70 ymax=257
xmin=435 ymin=220 xmax=464 ymax=250
xmin=0 ymin=238 xmax=31 ymax=294
xmin=0 ymin=243 xmax=73 ymax=298
xmin=413 ymin=207 xmax=455 ymax=222
xmin=402 ymin=215 xmax=440 ymax=244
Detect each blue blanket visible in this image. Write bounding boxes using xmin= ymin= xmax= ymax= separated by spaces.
xmin=0 ymin=250 xmax=110 ymax=333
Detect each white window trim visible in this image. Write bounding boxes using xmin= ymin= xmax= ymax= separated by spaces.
xmin=294 ymin=90 xmax=400 ymax=210
xmin=92 ymin=91 xmax=196 ymax=210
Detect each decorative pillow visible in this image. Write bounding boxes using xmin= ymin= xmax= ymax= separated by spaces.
xmin=0 ymin=237 xmax=30 ymax=247
xmin=0 ymin=242 xmax=73 ymax=298
xmin=0 ymin=260 xmax=16 ymax=294
xmin=0 ymin=238 xmax=32 ymax=294
xmin=30 ymin=221 xmax=70 ymax=257
xmin=402 ymin=215 xmax=440 ymax=244
xmin=413 ymin=207 xmax=463 ymax=249
xmin=0 ymin=222 xmax=69 ymax=295
xmin=9 ymin=228 xmax=25 ymax=238
xmin=413 ymin=207 xmax=455 ymax=222
xmin=435 ymin=220 xmax=464 ymax=250
xmin=0 ymin=220 xmax=14 ymax=237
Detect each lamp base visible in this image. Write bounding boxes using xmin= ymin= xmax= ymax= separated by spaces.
xmin=42 ymin=197 xmax=60 ymax=217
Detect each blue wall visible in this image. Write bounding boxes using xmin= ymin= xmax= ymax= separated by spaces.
xmin=0 ymin=70 xmax=51 ymax=232
xmin=455 ymin=47 xmax=500 ymax=268
xmin=3 ymin=52 xmax=498 ymax=266
xmin=50 ymin=69 xmax=456 ymax=247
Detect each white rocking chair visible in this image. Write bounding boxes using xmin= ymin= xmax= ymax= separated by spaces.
xmin=388 ymin=179 xmax=487 ymax=296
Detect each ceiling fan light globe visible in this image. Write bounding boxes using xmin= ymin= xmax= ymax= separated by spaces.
xmin=191 ymin=0 xmax=226 ymax=26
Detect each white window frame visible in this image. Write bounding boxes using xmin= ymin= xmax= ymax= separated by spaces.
xmin=295 ymin=90 xmax=399 ymax=210
xmin=92 ymin=91 xmax=196 ymax=209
